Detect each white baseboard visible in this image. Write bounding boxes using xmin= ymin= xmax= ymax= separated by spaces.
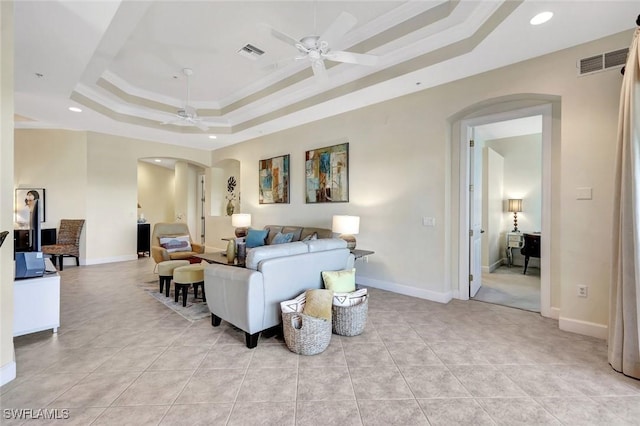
xmin=84 ymin=254 xmax=138 ymax=266
xmin=549 ymin=307 xmax=560 ymax=320
xmin=559 ymin=316 xmax=607 ymax=340
xmin=356 ymin=275 xmax=453 ymax=304
xmin=0 ymin=361 xmax=16 ymax=387
xmin=481 ymin=259 xmax=503 ymax=274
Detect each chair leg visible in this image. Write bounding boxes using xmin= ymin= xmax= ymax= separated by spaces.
xmin=193 ymin=283 xmax=199 ymax=300
xmin=58 ymin=256 xmax=64 ymax=271
xmin=181 ymin=285 xmax=188 ymax=307
xmin=165 ymin=279 xmax=171 ymax=298
xmin=523 ymin=256 xmax=530 ymax=275
xmin=75 ymin=256 xmax=80 ymax=266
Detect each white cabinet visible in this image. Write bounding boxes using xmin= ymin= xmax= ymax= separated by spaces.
xmin=13 ymin=274 xmax=60 ymax=337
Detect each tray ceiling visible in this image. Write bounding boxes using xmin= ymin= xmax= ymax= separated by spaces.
xmin=13 ymin=0 xmax=639 ymax=150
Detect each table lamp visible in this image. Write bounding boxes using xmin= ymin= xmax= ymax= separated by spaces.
xmin=508 ymin=199 xmax=522 ymax=232
xmin=332 ymin=215 xmax=360 ymax=250
xmin=231 ymin=213 xmax=251 ymax=238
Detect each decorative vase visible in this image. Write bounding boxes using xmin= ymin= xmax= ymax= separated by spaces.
xmin=226 ymin=239 xmax=236 ymax=262
xmin=226 ymin=199 xmax=234 ymax=216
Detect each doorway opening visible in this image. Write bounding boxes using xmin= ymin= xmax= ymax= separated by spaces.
xmin=457 ymin=102 xmax=553 ymax=318
xmin=470 ymin=116 xmax=542 ymax=312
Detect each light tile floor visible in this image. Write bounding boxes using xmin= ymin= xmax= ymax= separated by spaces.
xmin=1 ymin=258 xmax=639 ymax=425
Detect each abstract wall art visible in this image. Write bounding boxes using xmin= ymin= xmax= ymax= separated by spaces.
xmin=259 ymin=154 xmax=290 ymax=204
xmin=305 ymin=142 xmax=349 ymax=203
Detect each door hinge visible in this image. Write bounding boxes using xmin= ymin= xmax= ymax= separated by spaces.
xmin=469 ymin=274 xmax=474 ymax=282
xmin=469 ymin=229 xmax=474 ymax=237
xmin=469 ymin=139 xmax=475 ymax=147
xmin=469 ymin=184 xmax=474 ymax=192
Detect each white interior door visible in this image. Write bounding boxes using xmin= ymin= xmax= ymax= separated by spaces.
xmin=469 ymin=128 xmax=483 ymax=297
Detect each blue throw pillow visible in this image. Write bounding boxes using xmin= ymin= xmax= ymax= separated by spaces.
xmin=273 ymin=232 xmax=294 ymax=244
xmin=246 ymin=229 xmax=269 ymax=248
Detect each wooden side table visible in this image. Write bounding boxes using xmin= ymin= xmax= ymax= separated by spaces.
xmin=351 ymin=249 xmax=374 ymax=261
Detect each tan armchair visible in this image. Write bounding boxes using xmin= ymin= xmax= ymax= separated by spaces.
xmin=151 ymin=222 xmax=204 ymax=263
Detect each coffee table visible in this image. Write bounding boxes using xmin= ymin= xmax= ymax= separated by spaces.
xmin=196 ymin=251 xmax=245 ymax=267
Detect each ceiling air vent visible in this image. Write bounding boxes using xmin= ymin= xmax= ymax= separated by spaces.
xmin=578 ymin=48 xmax=628 ymax=76
xmin=237 ymin=43 xmax=265 ymax=61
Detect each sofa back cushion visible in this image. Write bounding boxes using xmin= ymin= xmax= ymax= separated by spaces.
xmin=245 ymin=241 xmax=308 ymax=270
xmin=264 ymin=225 xmax=332 ymax=244
xmin=304 ymin=238 xmax=347 ymax=252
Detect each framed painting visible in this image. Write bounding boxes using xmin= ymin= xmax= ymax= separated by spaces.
xmin=15 ymin=188 xmax=46 ymax=224
xmin=305 ymin=142 xmax=349 ymax=203
xmin=259 ymin=154 xmax=290 ymax=204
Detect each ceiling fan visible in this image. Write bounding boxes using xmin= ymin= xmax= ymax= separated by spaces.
xmin=162 ymin=68 xmax=209 ymax=131
xmin=269 ymin=11 xmax=379 ymax=81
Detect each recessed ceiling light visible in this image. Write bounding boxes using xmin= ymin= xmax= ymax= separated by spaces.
xmin=530 ymin=11 xmax=553 ymax=26
xmin=208 ymin=135 xmax=217 ymax=139
xmin=68 ymin=106 xmax=82 ymax=112
xmin=154 ymin=159 xmax=162 ymax=163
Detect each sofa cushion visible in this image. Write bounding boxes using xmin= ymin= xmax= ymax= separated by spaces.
xmin=245 ymin=241 xmax=309 ymax=270
xmin=246 ymin=229 xmax=269 ymax=248
xmin=159 ymin=235 xmax=192 ymax=253
xmin=272 ymin=232 xmax=294 ymax=245
xmin=304 ymin=238 xmax=347 ymax=253
xmin=322 ymin=268 xmax=356 ymax=292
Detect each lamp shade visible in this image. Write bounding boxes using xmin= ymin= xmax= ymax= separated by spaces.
xmin=332 ymin=215 xmax=360 ymax=235
xmin=231 ymin=213 xmax=251 ymax=228
xmin=508 ymin=199 xmax=523 ymax=213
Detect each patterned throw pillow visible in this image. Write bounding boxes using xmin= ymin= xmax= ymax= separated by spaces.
xmin=272 ymin=232 xmax=294 ymax=244
xmin=280 ymin=292 xmax=306 ymax=313
xmin=333 ymin=288 xmax=368 ymax=307
xmin=246 ymin=229 xmax=269 ymax=248
xmin=159 ymin=235 xmax=192 ymax=253
xmin=302 ymin=232 xmax=318 ymax=242
xmin=322 ymin=268 xmax=356 ymax=292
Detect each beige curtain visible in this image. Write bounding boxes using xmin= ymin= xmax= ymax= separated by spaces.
xmin=609 ymin=25 xmax=640 ymax=379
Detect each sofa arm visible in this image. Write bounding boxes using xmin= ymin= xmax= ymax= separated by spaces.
xmin=191 ymin=242 xmax=205 ymax=254
xmin=151 ymin=246 xmax=170 ymax=263
xmin=204 ymin=265 xmax=265 ymax=334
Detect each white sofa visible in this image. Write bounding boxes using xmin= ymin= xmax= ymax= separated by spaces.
xmin=203 ymin=238 xmax=354 ymax=348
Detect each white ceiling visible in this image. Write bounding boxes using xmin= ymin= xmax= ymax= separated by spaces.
xmin=13 ymin=1 xmax=638 ymax=151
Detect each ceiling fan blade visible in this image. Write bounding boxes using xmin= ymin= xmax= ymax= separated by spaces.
xmin=311 ymin=59 xmax=328 ymax=82
xmin=270 ymin=27 xmax=300 ymax=48
xmin=194 ymin=121 xmax=209 ymax=131
xmin=320 ymin=11 xmax=357 ymax=47
xmin=323 ymin=50 xmax=379 ymax=66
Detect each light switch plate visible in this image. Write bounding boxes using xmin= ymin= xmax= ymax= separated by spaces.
xmin=422 ymin=217 xmax=436 ymax=227
xmin=576 ymin=187 xmax=592 ymax=200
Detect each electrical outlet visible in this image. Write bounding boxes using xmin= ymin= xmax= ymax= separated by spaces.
xmin=577 ymin=285 xmax=588 ymax=298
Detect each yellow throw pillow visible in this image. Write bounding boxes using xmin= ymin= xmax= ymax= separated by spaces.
xmin=302 ymin=289 xmax=333 ymax=320
xmin=322 ymin=268 xmax=356 ymax=292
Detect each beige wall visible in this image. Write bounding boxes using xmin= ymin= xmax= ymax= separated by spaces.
xmin=137 ymin=161 xmax=175 ymax=226
xmin=1 ymin=0 xmax=15 ymax=385
xmin=208 ymin=29 xmax=632 ymax=334
xmin=13 ymin=130 xmax=211 ymax=265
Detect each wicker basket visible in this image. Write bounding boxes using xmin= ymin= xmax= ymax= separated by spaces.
xmin=332 ymin=295 xmax=369 ymax=336
xmin=282 ymin=311 xmax=332 ymax=355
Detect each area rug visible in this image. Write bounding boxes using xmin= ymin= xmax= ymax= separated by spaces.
xmin=139 ymin=279 xmax=210 ymax=321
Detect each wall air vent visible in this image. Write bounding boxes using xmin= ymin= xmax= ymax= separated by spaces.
xmin=578 ymin=47 xmax=629 ymax=76
xmin=237 ymin=43 xmax=265 ymax=61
